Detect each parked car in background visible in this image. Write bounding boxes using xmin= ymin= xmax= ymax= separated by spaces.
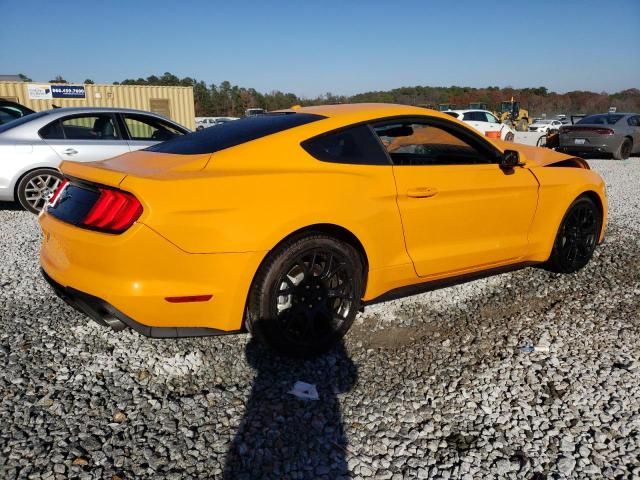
xmin=39 ymin=104 xmax=606 ymax=357
xmin=195 ymin=116 xmax=240 ymax=130
xmin=558 ymin=113 xmax=640 ymax=160
xmin=529 ymin=119 xmax=564 ymax=133
xmin=0 ymin=107 xmax=190 ymax=213
xmin=443 ymin=109 xmax=515 ymax=141
xmin=0 ymin=99 xmax=35 ymax=125
xmin=245 ymin=108 xmax=266 ymax=117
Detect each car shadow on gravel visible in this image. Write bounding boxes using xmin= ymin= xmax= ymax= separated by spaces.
xmin=223 ymin=337 xmax=357 ymax=480
xmin=0 ymin=201 xmax=23 ymax=211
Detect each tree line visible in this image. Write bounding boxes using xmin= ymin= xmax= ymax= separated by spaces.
xmin=17 ymin=72 xmax=640 ymax=117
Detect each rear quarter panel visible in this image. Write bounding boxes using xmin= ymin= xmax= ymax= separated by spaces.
xmin=120 ymin=136 xmax=411 ymax=276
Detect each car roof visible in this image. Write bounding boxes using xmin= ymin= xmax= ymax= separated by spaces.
xmin=285 ymin=103 xmax=459 ymax=122
xmin=449 ymin=109 xmax=493 ymax=114
xmin=41 ymin=107 xmax=167 ymax=115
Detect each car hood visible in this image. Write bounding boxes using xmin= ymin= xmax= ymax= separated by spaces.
xmin=492 ymin=140 xmax=590 ymax=168
xmin=60 ymin=151 xmax=212 ymax=187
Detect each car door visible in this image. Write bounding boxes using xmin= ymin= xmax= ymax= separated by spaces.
xmin=462 ymin=111 xmax=487 ymax=135
xmin=42 ymin=113 xmax=130 ymax=163
xmin=481 ymin=111 xmax=504 ymax=137
xmin=120 ymin=113 xmax=187 ymax=151
xmin=372 ymin=117 xmax=539 ymax=278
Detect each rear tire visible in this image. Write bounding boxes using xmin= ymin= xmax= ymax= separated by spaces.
xmin=613 ymin=138 xmax=632 ymax=160
xmin=545 ymin=196 xmax=601 ymax=273
xmin=16 ymin=169 xmax=63 ymax=214
xmin=246 ymin=234 xmax=363 ymax=357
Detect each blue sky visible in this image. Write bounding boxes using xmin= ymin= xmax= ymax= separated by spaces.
xmin=1 ymin=0 xmax=638 ymax=97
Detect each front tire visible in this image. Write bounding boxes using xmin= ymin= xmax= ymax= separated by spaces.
xmin=613 ymin=138 xmax=632 ymax=160
xmin=545 ymin=196 xmax=601 ymax=273
xmin=246 ymin=234 xmax=363 ymax=357
xmin=16 ymin=169 xmax=63 ymax=214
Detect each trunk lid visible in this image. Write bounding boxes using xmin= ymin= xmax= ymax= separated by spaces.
xmin=60 ymin=151 xmax=212 ymax=187
xmin=559 ymin=124 xmax=615 ymax=138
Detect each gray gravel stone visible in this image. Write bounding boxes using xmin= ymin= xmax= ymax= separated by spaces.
xmin=1 ymin=158 xmax=640 ymax=479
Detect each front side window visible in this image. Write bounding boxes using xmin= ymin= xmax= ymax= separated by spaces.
xmin=373 ymin=120 xmax=493 ymax=166
xmin=123 ymin=114 xmax=184 ymax=141
xmin=484 ymin=112 xmax=499 ymax=124
xmin=60 ymin=114 xmax=120 ymax=140
xmin=301 ymin=124 xmax=389 ymax=165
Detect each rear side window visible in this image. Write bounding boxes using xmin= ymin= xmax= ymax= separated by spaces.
xmin=146 ymin=113 xmax=324 ymax=155
xmin=301 ymin=125 xmax=390 ymax=165
xmin=39 ymin=121 xmax=64 ymax=139
xmin=0 ymin=111 xmax=49 ymax=134
xmin=577 ymin=114 xmax=624 ymax=125
xmin=60 ymin=114 xmax=121 ymax=140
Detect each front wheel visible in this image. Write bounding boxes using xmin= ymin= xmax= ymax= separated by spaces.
xmin=246 ymin=234 xmax=363 ymax=357
xmin=17 ymin=169 xmax=63 ymax=214
xmin=545 ymin=196 xmax=601 ymax=273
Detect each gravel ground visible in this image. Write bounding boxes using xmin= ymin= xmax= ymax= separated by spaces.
xmin=1 ymin=157 xmax=639 ymax=479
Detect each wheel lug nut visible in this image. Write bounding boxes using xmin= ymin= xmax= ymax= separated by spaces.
xmin=308 ymin=304 xmax=313 ymax=308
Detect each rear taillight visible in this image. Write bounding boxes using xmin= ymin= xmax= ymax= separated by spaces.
xmin=561 ymin=126 xmax=614 ymax=135
xmin=81 ymin=188 xmax=142 ymax=233
xmin=48 ymin=179 xmax=69 ymax=207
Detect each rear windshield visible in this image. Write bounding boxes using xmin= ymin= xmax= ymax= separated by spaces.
xmin=0 ymin=111 xmax=50 ymax=133
xmin=146 ymin=112 xmax=325 ymax=155
xmin=577 ymin=114 xmax=624 ymax=125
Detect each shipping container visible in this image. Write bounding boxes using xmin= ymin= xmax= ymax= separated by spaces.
xmin=0 ymin=82 xmax=195 ymax=129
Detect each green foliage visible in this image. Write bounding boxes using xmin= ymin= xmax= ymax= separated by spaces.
xmin=48 ymin=75 xmax=67 ymax=84
xmin=84 ymin=79 xmax=95 ymax=84
xmin=111 ymin=73 xmax=640 ymax=116
xmin=18 ymin=73 xmax=32 ymax=82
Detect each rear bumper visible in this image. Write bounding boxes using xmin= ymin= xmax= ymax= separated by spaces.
xmin=41 ymin=268 xmax=241 ymax=337
xmin=558 ymin=137 xmax=617 ymax=155
xmin=557 ymin=145 xmax=611 ymax=155
xmin=39 ymin=212 xmax=266 ymax=333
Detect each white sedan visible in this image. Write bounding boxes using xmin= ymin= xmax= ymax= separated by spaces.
xmin=443 ymin=109 xmax=515 ymax=141
xmin=528 ymin=119 xmax=563 ymax=133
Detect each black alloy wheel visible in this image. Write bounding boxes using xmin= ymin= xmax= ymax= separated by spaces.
xmin=247 ymin=234 xmax=363 ymax=357
xmin=545 ymin=196 xmax=601 ymax=273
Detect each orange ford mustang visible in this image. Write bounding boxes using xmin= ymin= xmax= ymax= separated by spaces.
xmin=39 ymin=104 xmax=607 ymax=356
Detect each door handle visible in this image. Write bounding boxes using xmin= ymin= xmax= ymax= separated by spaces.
xmin=407 ymin=187 xmax=438 ymax=198
xmin=63 ymin=148 xmax=78 ymax=156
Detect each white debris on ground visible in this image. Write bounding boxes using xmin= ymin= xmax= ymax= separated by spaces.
xmin=1 ymin=157 xmax=639 ymax=479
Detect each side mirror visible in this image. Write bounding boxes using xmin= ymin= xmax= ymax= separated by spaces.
xmin=500 ymin=150 xmax=523 ymax=169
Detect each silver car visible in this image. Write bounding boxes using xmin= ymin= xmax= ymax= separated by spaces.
xmin=0 ymin=107 xmax=190 ymax=212
xmin=558 ymin=113 xmax=640 ymax=160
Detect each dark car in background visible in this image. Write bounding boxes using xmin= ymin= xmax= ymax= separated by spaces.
xmin=558 ymin=113 xmax=640 ymax=159
xmin=0 ymin=99 xmax=35 ymax=125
